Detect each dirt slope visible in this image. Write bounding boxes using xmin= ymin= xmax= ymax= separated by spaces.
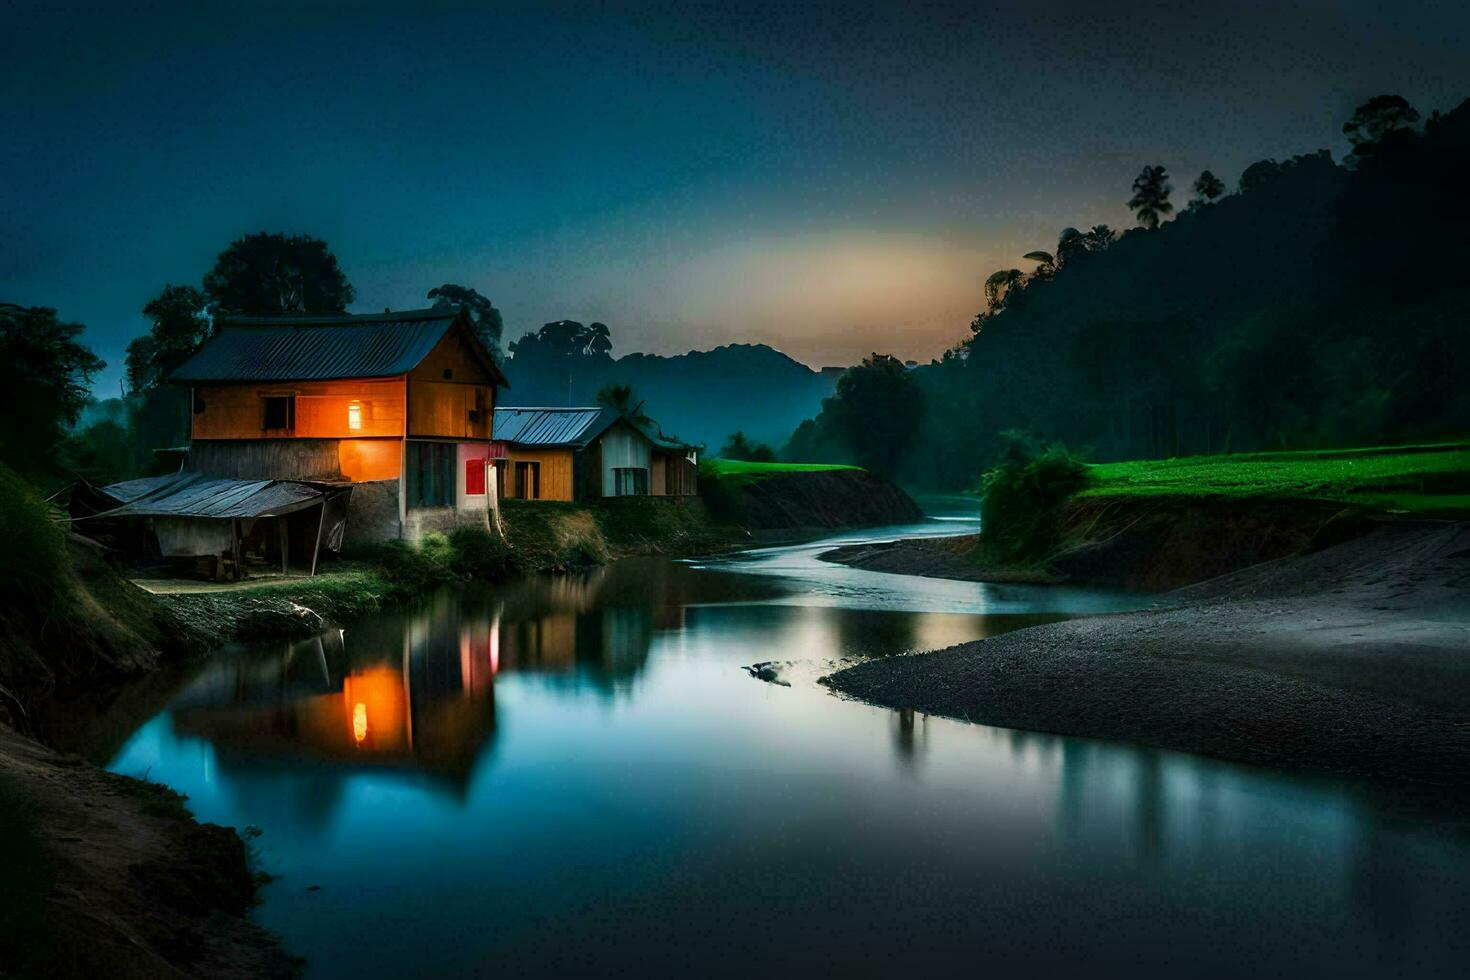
xmin=0 ymin=725 xmax=295 ymax=978
xmin=734 ymin=470 xmax=923 ymax=530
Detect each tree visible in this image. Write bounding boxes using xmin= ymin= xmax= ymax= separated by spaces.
xmin=1192 ymin=170 xmax=1225 ymax=203
xmin=125 ymin=284 xmax=211 ymax=393
xmin=507 ymin=320 xmax=615 ymax=404
xmin=596 ymin=383 xmax=651 ymax=425
xmin=428 ymin=283 xmax=504 ymax=356
xmin=1342 ymin=94 xmax=1421 ymax=163
xmin=1238 ymin=158 xmax=1283 ymax=193
xmin=718 ymin=431 xmax=776 ymax=462
xmin=1127 ymin=165 xmax=1173 ymax=229
xmin=203 ymin=233 xmax=354 ymax=316
xmin=0 ymin=304 xmax=105 ymax=475
xmin=984 ymin=269 xmax=1024 ymax=312
xmin=1021 ymin=250 xmax=1056 ymax=279
xmin=822 ymin=354 xmax=925 ymax=475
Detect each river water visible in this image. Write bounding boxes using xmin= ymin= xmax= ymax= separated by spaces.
xmin=106 ymin=511 xmax=1470 ymax=977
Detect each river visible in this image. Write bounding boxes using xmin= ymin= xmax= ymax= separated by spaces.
xmin=105 ymin=510 xmax=1470 ymax=977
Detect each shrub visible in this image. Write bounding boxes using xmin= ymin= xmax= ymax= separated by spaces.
xmin=979 ymin=438 xmax=1091 ymax=565
xmin=446 ymin=526 xmax=518 ymax=579
xmin=0 ymin=465 xmax=70 ymax=614
xmin=696 ymin=459 xmax=744 ymax=521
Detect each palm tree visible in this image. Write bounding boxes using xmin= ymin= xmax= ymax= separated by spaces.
xmin=1022 ymin=250 xmax=1056 ymax=279
xmin=1127 ymin=165 xmax=1173 ymax=229
xmin=1192 ymin=170 xmax=1225 ymax=204
xmin=578 ymin=321 xmax=612 ymax=358
xmin=596 ymin=383 xmax=650 ymax=424
xmin=984 ymin=269 xmax=1025 ymax=312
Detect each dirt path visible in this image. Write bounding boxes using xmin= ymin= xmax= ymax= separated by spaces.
xmin=0 ymin=725 xmax=295 ymax=977
xmin=826 ymin=521 xmax=1470 ymax=786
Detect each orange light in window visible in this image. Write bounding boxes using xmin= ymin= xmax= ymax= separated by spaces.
xmin=347 ymin=400 xmax=362 ymax=431
xmin=352 ymin=702 xmax=368 ymax=744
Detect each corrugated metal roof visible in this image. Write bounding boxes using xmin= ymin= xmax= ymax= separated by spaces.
xmin=168 ymin=308 xmax=506 ymax=384
xmin=492 ymin=406 xmax=694 ymax=451
xmin=492 ymin=407 xmax=614 ymax=447
xmin=83 ymin=472 xmax=338 ymax=520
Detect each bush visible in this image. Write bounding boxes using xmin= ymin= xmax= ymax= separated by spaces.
xmin=696 ymin=459 xmax=744 ymax=521
xmin=0 ymin=465 xmax=70 ymax=614
xmin=979 ymin=437 xmax=1091 ymax=565
xmin=446 ymin=526 xmax=518 ymax=579
xmin=344 ymin=526 xmax=522 ymax=590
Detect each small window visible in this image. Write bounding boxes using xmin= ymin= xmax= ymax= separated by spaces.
xmin=193 ymin=393 xmax=206 ymax=415
xmin=263 ymin=396 xmax=295 ymax=431
xmin=613 ymin=467 xmax=649 ymax=496
xmin=442 ymin=368 xmax=453 ymax=379
xmin=348 ymin=400 xmax=363 ymax=431
xmin=467 ymin=409 xmax=480 ymax=424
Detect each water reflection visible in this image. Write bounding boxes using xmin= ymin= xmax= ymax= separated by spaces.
xmin=102 ymin=543 xmax=1470 ymax=978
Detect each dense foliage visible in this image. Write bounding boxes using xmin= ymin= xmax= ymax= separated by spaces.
xmin=203 ymin=232 xmax=355 ymax=316
xmin=428 ymin=283 xmax=504 ymax=357
xmin=0 ymin=304 xmax=105 ymax=478
xmin=977 ymin=437 xmax=1091 ymax=566
xmin=785 ymin=354 xmax=925 ymax=474
xmin=718 ymin=431 xmax=776 ymax=462
xmin=786 ymin=94 xmax=1470 ymax=490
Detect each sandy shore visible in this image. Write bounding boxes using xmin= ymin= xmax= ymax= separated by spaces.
xmin=826 ymin=520 xmax=1470 ymax=786
xmin=818 ymin=533 xmax=1057 ymax=582
xmin=0 ymin=725 xmax=295 ymax=977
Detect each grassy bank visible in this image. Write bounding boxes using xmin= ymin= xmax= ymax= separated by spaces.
xmin=698 ymin=459 xmax=923 ymax=530
xmin=701 ymin=458 xmax=860 ymax=486
xmin=158 ymin=497 xmax=741 ymax=648
xmin=828 ymin=442 xmax=1470 ymax=590
xmin=0 ymin=465 xmax=208 ymax=729
xmin=1083 ymin=441 xmax=1470 ymax=514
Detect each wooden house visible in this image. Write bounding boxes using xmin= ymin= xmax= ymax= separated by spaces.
xmin=168 ymin=308 xmax=508 ymax=543
xmin=491 ymin=407 xmax=698 ymax=502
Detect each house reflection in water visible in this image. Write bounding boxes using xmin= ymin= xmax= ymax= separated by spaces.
xmin=168 ymin=566 xmax=674 ymax=786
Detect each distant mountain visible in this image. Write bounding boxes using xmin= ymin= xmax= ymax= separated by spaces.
xmin=500 ymin=343 xmax=843 ymax=450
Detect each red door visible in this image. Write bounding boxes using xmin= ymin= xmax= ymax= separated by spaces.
xmin=465 ymin=458 xmax=486 ymax=495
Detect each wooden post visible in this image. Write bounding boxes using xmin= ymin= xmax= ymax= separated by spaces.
xmin=277 ymin=517 xmax=289 ymax=573
xmin=309 ymin=499 xmax=325 ymax=577
xmin=231 ymin=518 xmax=242 ymax=581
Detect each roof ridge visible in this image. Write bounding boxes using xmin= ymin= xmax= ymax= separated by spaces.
xmin=495 ymin=406 xmax=603 ymax=412
xmin=216 ymin=307 xmax=454 ymax=328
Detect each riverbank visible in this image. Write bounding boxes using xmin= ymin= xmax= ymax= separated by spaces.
xmin=826 ymin=519 xmax=1470 ymax=786
xmin=0 ymin=724 xmax=295 ymax=977
xmin=699 ymin=460 xmax=924 ymax=531
xmin=137 ymin=497 xmax=744 ymax=650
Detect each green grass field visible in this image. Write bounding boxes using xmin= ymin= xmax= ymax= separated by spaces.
xmin=1081 ymin=441 xmax=1470 ymax=514
xmin=701 ymin=458 xmax=860 ymax=487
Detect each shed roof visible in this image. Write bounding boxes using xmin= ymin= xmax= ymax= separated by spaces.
xmin=81 ymin=472 xmax=341 ymax=520
xmin=168 ymin=308 xmax=507 ymax=385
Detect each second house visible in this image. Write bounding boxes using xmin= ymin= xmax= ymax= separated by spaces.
xmin=491 ymin=407 xmax=698 ymax=502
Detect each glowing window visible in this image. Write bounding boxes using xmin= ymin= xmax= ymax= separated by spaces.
xmin=348 ymin=400 xmax=362 ymax=430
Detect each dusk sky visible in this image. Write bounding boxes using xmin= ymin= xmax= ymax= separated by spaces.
xmin=4 ymin=0 xmax=1469 ymax=396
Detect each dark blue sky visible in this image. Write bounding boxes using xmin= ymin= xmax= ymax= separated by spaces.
xmin=4 ymin=1 xmax=1469 ymax=395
